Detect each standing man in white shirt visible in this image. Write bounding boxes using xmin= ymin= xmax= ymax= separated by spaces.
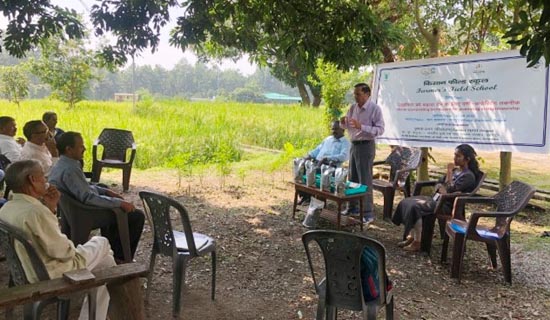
xmin=19 ymin=120 xmax=60 ymax=176
xmin=0 ymin=116 xmax=25 ymax=162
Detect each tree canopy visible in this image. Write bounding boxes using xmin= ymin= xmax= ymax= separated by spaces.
xmin=1 ymin=0 xmax=550 ymax=83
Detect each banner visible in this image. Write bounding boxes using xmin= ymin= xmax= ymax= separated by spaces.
xmin=372 ymin=51 xmax=550 ymax=153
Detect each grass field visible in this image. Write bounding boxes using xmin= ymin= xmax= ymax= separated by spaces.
xmin=2 ymin=98 xmax=549 ymax=191
xmin=1 ymin=99 xmax=325 ymax=171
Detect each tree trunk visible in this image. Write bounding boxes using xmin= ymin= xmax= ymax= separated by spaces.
xmin=497 ymin=4 xmax=521 ymax=191
xmin=312 ymin=93 xmax=321 ymax=107
xmin=381 ymin=45 xmax=395 ymax=63
xmin=418 ymin=148 xmax=430 ymax=182
xmin=499 ymin=152 xmax=512 ymax=190
xmin=108 ymin=278 xmax=145 ymax=320
xmin=310 ymin=84 xmax=322 ymax=107
xmin=296 ymin=80 xmax=311 ymax=106
xmin=413 ymin=0 xmax=440 ymax=185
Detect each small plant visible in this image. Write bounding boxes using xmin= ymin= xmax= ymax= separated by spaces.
xmin=167 ymin=152 xmax=193 ymax=191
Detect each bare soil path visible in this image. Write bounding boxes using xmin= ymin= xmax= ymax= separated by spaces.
xmin=129 ymin=168 xmax=550 ymax=320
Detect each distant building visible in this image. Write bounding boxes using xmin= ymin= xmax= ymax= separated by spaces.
xmin=114 ymin=93 xmax=139 ymax=102
xmin=263 ymin=92 xmax=302 ymax=104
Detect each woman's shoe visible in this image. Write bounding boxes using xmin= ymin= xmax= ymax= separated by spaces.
xmin=397 ymin=236 xmax=414 ymax=248
xmin=403 ymin=241 xmax=421 ymax=252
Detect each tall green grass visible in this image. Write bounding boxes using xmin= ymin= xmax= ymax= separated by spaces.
xmin=1 ymin=99 xmax=325 ymax=170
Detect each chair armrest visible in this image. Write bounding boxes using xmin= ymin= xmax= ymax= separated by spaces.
xmin=412 ymin=180 xmax=438 ymax=196
xmin=392 ymin=167 xmax=415 ymax=186
xmin=433 ymin=192 xmax=461 ymax=217
xmin=467 ymin=211 xmax=513 ymax=239
xmin=60 ymin=192 xmax=116 ymax=213
xmin=92 ymin=144 xmax=99 ymax=161
xmin=128 ymin=146 xmax=137 ymax=164
xmin=452 ymin=196 xmax=495 ymax=220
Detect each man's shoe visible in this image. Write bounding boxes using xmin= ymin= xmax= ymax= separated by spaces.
xmin=363 ymin=216 xmax=375 ymax=224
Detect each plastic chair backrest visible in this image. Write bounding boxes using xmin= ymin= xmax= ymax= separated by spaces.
xmin=139 ymin=191 xmax=199 ymax=257
xmin=393 ymin=148 xmax=421 ymax=185
xmin=490 ymin=181 xmax=536 ymax=230
xmin=471 ymin=171 xmax=486 ymax=194
xmin=97 ymin=128 xmax=135 ymax=161
xmin=493 ymin=181 xmax=535 ymax=213
xmin=0 ymin=220 xmax=51 ymax=285
xmin=302 ymin=230 xmax=389 ymax=311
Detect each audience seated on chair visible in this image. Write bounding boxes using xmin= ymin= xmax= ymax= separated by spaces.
xmin=42 ymin=111 xmax=65 ymax=143
xmin=392 ymin=144 xmax=482 ymax=252
xmin=0 ymin=159 xmax=116 ymax=320
xmin=0 ymin=116 xmax=25 ymax=162
xmin=298 ymin=121 xmax=350 ymax=205
xmin=49 ymin=131 xmax=145 ymax=262
xmin=19 ymin=120 xmax=59 ymax=176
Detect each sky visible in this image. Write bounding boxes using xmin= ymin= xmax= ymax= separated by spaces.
xmin=50 ymin=0 xmax=257 ymax=75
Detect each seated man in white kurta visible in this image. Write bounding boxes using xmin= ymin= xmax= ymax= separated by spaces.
xmin=19 ymin=120 xmax=59 ymax=176
xmin=0 ymin=160 xmax=115 ymax=320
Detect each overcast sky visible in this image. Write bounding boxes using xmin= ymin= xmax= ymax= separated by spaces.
xmin=49 ymin=0 xmax=256 ymax=75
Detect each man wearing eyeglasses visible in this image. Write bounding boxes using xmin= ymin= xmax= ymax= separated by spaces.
xmin=19 ymin=120 xmax=59 ymax=176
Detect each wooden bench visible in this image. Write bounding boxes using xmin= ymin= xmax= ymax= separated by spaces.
xmin=0 ymin=263 xmax=149 ymax=319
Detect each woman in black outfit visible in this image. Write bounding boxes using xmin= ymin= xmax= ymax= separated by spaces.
xmin=391 ymin=144 xmax=481 ymax=251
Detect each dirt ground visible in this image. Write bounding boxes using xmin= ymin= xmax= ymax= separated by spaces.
xmin=2 ymin=167 xmax=550 ymax=319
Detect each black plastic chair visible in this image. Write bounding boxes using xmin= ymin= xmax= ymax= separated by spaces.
xmin=139 ymin=191 xmax=216 ymax=317
xmin=57 ymin=190 xmax=132 ymax=263
xmin=302 ymin=230 xmax=394 ymax=320
xmin=91 ymin=128 xmax=136 ymax=192
xmin=441 ymin=181 xmax=535 ymax=284
xmin=373 ymin=148 xmax=421 ymax=220
xmin=415 ymin=171 xmax=487 ymax=256
xmin=0 ymin=220 xmax=88 ymax=320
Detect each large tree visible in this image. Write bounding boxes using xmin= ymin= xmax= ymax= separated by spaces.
xmin=103 ymin=0 xmax=401 ymax=106
xmin=3 ymin=1 xmax=550 ymax=70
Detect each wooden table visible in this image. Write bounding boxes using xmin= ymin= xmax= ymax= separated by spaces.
xmin=292 ymin=182 xmax=366 ymax=231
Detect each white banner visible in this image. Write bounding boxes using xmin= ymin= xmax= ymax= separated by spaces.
xmin=372 ymin=51 xmax=550 ymax=153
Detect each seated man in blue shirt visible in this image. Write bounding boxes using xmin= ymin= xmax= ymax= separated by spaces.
xmin=49 ymin=132 xmax=145 ymax=263
xmin=305 ymin=121 xmax=350 ymax=167
xmin=299 ymin=121 xmax=350 ymax=204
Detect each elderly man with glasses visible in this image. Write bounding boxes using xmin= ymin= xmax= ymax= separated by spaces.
xmin=0 ymin=160 xmax=115 ymax=319
xmin=19 ymin=120 xmax=60 ymax=176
